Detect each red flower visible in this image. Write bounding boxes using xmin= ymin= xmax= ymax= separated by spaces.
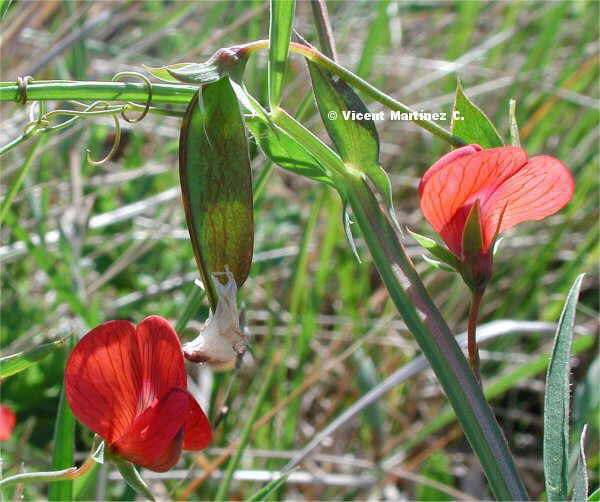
xmin=0 ymin=405 xmax=16 ymax=441
xmin=65 ymin=316 xmax=212 ymax=472
xmin=419 ymin=145 xmax=573 ymax=280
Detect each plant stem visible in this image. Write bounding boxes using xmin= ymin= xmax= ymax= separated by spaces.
xmin=310 ymin=0 xmax=338 ymax=61
xmin=269 ymin=108 xmax=527 ymax=499
xmin=468 ymin=290 xmax=484 ymax=381
xmin=0 ymin=40 xmax=465 ymax=147
xmin=343 ymin=175 xmax=527 ymax=500
xmin=0 ymin=81 xmax=197 ymax=104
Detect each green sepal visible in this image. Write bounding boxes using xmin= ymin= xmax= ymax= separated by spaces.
xmin=113 ymin=459 xmax=155 ymax=501
xmin=452 ymin=78 xmax=504 ymax=148
xmin=461 ymin=201 xmax=485 ymax=258
xmin=148 ymin=46 xmax=248 ymax=85
xmin=422 ymin=253 xmax=458 ymax=273
xmin=143 ymin=63 xmax=197 ymax=83
xmin=91 ymin=439 xmax=105 ymax=464
xmin=179 ymin=77 xmax=254 ymax=309
xmin=407 ymin=228 xmax=460 ymax=271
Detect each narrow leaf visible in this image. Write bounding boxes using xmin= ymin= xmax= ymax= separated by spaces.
xmin=0 ymin=339 xmax=65 ymax=378
xmin=268 ymin=0 xmax=296 ymax=108
xmin=114 ymin=460 xmax=155 ymax=501
xmin=179 ymin=78 xmax=254 ymax=308
xmin=451 ymin=78 xmax=504 ymax=148
xmin=589 ymin=488 xmax=600 ymax=501
xmin=245 ymin=472 xmax=289 ymax=502
xmin=544 ymin=274 xmax=585 ymax=502
xmin=48 ymin=339 xmax=75 ymax=501
xmin=0 ymin=0 xmax=13 ymax=22
xmin=307 ymin=62 xmax=396 ymax=221
xmin=572 ymin=424 xmax=589 ymax=502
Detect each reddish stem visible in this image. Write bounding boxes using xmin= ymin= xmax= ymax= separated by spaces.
xmin=468 ymin=289 xmax=485 ymax=382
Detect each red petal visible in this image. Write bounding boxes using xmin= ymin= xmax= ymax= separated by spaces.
xmin=0 ymin=405 xmax=16 ymax=441
xmin=65 ymin=320 xmax=140 ymax=443
xmin=183 ymin=395 xmax=212 ymax=450
xmin=134 ymin=316 xmax=187 ymax=412
xmin=481 ymin=155 xmax=574 ymax=250
xmin=419 ymin=146 xmax=527 ymax=255
xmin=113 ymin=388 xmax=188 ymax=472
xmin=418 ymin=144 xmax=482 ymax=197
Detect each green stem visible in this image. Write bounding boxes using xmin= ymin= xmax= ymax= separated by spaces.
xmin=0 ymin=457 xmax=95 ymax=490
xmin=343 ymin=175 xmax=527 ymax=500
xmin=241 ymin=40 xmax=465 ymax=146
xmin=0 ymin=81 xmax=197 ymax=104
xmin=0 ymin=40 xmax=465 ymax=146
xmin=269 ymin=109 xmax=527 ymax=500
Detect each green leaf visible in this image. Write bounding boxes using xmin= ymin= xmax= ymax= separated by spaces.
xmin=179 ymin=78 xmax=254 ymax=309
xmin=0 ymin=339 xmax=65 ymax=378
xmin=307 ymin=62 xmax=396 ymax=221
xmin=572 ymin=425 xmax=588 ymax=502
xmin=407 ymin=229 xmax=460 ymax=270
xmin=48 ymin=338 xmax=75 ymax=501
xmin=0 ymin=0 xmax=14 ymax=21
xmin=451 ymin=78 xmax=504 ymax=148
xmin=544 ymin=274 xmax=585 ymax=502
xmin=114 ymin=459 xmax=155 ymax=501
xmin=268 ymin=0 xmax=295 ymax=108
xmin=245 ymin=116 xmax=333 ymax=187
xmin=245 ymin=472 xmax=289 ymax=502
xmin=589 ymin=487 xmax=600 ymax=502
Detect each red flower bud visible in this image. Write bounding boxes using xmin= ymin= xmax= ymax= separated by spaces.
xmin=65 ymin=316 xmax=211 ymax=472
xmin=419 ymin=145 xmax=574 ymax=288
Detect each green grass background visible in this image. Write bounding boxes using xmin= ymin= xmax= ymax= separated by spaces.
xmin=1 ymin=1 xmax=598 ymax=500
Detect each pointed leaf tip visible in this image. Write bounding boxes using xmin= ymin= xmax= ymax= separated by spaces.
xmin=452 ymin=78 xmax=504 ymax=148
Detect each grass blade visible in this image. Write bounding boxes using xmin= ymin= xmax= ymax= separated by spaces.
xmin=215 ymin=353 xmax=280 ymax=501
xmin=268 ymin=0 xmax=295 ymax=109
xmin=48 ymin=339 xmax=75 ymax=501
xmin=0 ymin=339 xmax=65 ymax=378
xmin=572 ymin=424 xmax=589 ymax=502
xmin=544 ymin=274 xmax=585 ymax=502
xmin=245 ymin=472 xmax=289 ymax=502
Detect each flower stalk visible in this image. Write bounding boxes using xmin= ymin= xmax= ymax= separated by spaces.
xmin=468 ymin=289 xmax=485 ymax=381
